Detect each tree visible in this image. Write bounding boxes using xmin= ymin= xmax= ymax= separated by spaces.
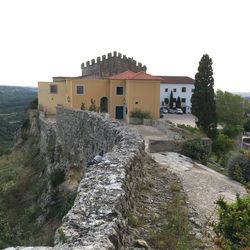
xmin=212 ymin=133 xmax=234 ymax=162
xmin=243 ymin=119 xmax=250 ymax=132
xmin=176 ymin=96 xmax=181 ymax=108
xmin=216 ymin=90 xmax=245 ymax=137
xmin=191 ymin=54 xmax=217 ymax=137
xmin=169 ymin=91 xmax=174 ymax=109
xmin=164 ymin=98 xmax=169 ymax=106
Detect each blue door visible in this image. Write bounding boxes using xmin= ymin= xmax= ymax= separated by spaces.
xmin=115 ymin=106 xmax=124 ymax=119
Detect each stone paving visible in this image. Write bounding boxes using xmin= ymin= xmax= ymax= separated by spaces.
xmin=128 ymin=124 xmax=182 ymax=150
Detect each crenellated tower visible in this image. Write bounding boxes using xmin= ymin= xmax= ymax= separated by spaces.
xmin=81 ymin=51 xmax=147 ymax=78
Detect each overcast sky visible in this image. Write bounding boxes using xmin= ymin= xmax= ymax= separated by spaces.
xmin=0 ymin=0 xmax=249 ymax=92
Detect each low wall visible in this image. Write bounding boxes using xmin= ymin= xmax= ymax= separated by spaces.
xmin=152 ymin=119 xmax=177 ymax=134
xmin=5 ymin=107 xmax=145 ymax=250
xmin=148 ymin=138 xmax=184 ymax=153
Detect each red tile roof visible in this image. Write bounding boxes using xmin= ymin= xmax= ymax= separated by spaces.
xmin=158 ymin=76 xmax=195 ymax=84
xmin=110 ymin=70 xmax=162 ymax=80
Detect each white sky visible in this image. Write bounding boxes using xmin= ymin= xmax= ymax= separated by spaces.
xmin=0 ymin=0 xmax=249 ymax=92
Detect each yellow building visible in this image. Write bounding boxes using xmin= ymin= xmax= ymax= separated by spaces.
xmin=38 ymin=70 xmax=161 ymax=121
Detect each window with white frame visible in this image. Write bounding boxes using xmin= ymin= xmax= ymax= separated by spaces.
xmin=173 ymin=88 xmax=177 ymax=92
xmin=182 ymin=87 xmax=186 ymax=92
xmin=165 ymin=88 xmax=168 ymax=92
xmin=116 ymin=86 xmax=124 ymax=95
xmin=50 ymin=84 xmax=58 ymax=94
xmin=76 ymin=85 xmax=84 ymax=95
xmin=181 ymin=98 xmax=186 ymax=103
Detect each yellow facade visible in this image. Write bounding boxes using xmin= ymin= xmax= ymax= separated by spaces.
xmin=126 ymin=80 xmax=160 ymax=121
xmin=38 ymin=81 xmax=66 ymax=114
xmin=38 ymin=73 xmax=160 ymax=120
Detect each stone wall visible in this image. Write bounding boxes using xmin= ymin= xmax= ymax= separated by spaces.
xmin=148 ymin=138 xmax=184 ymax=153
xmin=6 ymin=107 xmax=146 ymax=250
xmin=81 ymin=51 xmax=147 ymax=78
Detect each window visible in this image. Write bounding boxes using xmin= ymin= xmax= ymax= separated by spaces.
xmin=181 ymin=98 xmax=186 ymax=103
xmin=165 ymin=88 xmax=168 ymax=92
xmin=50 ymin=84 xmax=58 ymax=94
xmin=173 ymin=88 xmax=177 ymax=92
xmin=116 ymin=86 xmax=124 ymax=95
xmin=192 ymin=89 xmax=194 ymax=93
xmin=76 ymin=85 xmax=84 ymax=95
xmin=182 ymin=87 xmax=186 ymax=92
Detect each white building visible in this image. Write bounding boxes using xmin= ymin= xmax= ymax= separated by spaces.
xmin=159 ymin=76 xmax=195 ymax=113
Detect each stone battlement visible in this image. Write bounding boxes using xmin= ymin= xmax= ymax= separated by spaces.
xmin=81 ymin=51 xmax=147 ymax=78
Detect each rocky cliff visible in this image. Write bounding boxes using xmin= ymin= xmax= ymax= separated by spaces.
xmin=6 ymin=107 xmax=147 ymax=250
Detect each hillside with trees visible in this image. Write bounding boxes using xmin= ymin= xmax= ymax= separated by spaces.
xmin=0 ymin=86 xmax=37 ymax=155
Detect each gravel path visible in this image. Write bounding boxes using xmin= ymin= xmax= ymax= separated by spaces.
xmin=151 ymin=152 xmax=247 ymax=236
xmin=130 ymin=122 xmax=248 ymax=246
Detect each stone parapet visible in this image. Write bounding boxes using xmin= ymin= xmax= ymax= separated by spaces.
xmin=54 ymin=107 xmax=145 ymax=249
xmin=6 ymin=107 xmax=145 ymax=250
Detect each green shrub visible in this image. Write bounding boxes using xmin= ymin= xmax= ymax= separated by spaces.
xmin=223 ymin=124 xmax=243 ymax=138
xmin=227 ymin=153 xmax=250 ymax=184
xmin=56 ymin=194 xmax=75 ymax=218
xmin=89 ymin=98 xmax=97 ymax=112
xmin=243 ymin=119 xmax=250 ymax=132
xmin=29 ymin=97 xmax=38 ymax=109
xmin=128 ymin=212 xmax=145 ymax=228
xmin=177 ymin=124 xmax=199 ymax=134
xmin=24 ymin=203 xmax=38 ymax=223
xmin=213 ymin=194 xmax=250 ymax=249
xmin=48 ymin=193 xmax=76 ymax=219
xmin=49 ymin=168 xmax=65 ymax=188
xmin=57 ymin=227 xmax=67 ymax=243
xmin=129 ymin=109 xmax=151 ymax=119
xmin=212 ymin=133 xmax=234 ymax=162
xmin=182 ymin=139 xmax=209 ymax=164
xmin=80 ymin=102 xmax=86 ymax=110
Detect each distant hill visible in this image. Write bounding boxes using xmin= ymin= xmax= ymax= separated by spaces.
xmin=0 ymin=86 xmax=37 ymax=155
xmin=233 ymin=92 xmax=250 ymax=98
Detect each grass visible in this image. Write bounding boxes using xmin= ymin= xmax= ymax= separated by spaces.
xmin=207 ymin=160 xmax=228 ymax=176
xmin=148 ymin=181 xmax=202 ymax=250
xmin=0 ymin=136 xmax=60 ymax=248
xmin=128 ymin=176 xmax=202 ymax=250
xmin=177 ymin=124 xmax=205 ymax=139
xmin=128 ymin=211 xmax=146 ymax=228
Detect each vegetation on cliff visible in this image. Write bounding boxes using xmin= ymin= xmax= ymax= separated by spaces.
xmin=0 ymin=137 xmax=51 ymax=248
xmin=0 ymin=105 xmax=74 ymax=249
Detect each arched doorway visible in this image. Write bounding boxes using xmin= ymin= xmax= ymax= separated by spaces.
xmin=100 ymin=97 xmax=108 ymax=113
